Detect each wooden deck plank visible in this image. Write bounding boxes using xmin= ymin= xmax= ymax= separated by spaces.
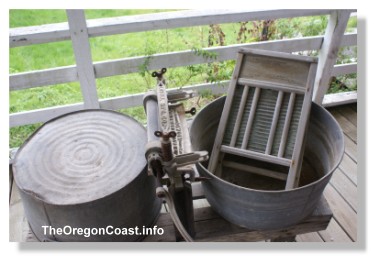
xmin=339 ymin=153 xmax=358 ymax=185
xmin=329 ymin=168 xmax=357 ymax=212
xmin=322 ymin=104 xmax=357 ymax=243
xmin=193 ymin=198 xmax=210 ymax=209
xmin=318 ymin=218 xmax=353 ymax=242
xmin=329 ymin=108 xmax=357 ymax=143
xmin=323 ymin=184 xmax=357 ymax=241
xmin=343 ymin=134 xmax=357 ymax=163
xmin=338 ymin=105 xmax=357 ymax=127
xmin=9 ymin=182 xmax=25 ymax=242
xmin=193 ymin=198 xmax=332 ymax=242
xmin=349 ymin=103 xmax=357 ymax=112
xmin=296 ymin=232 xmax=324 ymax=242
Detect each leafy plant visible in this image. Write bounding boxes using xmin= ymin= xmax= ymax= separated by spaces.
xmin=208 ymin=24 xmax=226 ymax=46
xmin=138 ymin=48 xmax=155 ymax=89
xmin=237 ymin=20 xmax=275 ymax=43
xmin=191 ymin=47 xmax=218 ymax=60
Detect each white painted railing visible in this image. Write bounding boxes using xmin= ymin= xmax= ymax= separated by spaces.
xmin=9 ymin=9 xmax=357 ymax=128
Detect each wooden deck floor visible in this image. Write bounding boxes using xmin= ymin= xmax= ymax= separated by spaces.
xmin=9 ymin=103 xmax=357 ymax=242
xmin=296 ymin=103 xmax=357 ymax=242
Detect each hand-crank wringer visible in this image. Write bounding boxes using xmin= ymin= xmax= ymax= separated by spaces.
xmin=143 ymin=68 xmax=208 ymax=242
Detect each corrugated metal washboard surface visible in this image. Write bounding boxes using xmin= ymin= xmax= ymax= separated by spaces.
xmin=208 ymin=49 xmax=318 ymax=190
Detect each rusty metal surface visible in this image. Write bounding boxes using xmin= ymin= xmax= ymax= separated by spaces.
xmin=13 ymin=109 xmax=161 ymax=241
xmin=190 ymin=97 xmax=344 ymax=230
xmin=144 ymin=68 xmax=209 ymax=241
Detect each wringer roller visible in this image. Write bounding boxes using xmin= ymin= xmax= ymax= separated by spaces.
xmin=143 ymin=68 xmax=209 ymax=241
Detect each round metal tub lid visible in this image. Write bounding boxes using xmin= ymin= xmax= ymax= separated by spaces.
xmin=13 ymin=109 xmax=147 ymax=205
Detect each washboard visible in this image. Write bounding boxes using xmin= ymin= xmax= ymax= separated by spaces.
xmin=208 ymin=49 xmax=318 ymax=190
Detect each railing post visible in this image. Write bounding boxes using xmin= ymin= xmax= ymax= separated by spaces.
xmin=312 ymin=10 xmax=351 ymax=105
xmin=66 ymin=9 xmax=100 ymax=109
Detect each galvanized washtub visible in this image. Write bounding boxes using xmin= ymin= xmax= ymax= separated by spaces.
xmin=190 ymin=96 xmax=344 ymax=230
xmin=13 ymin=110 xmax=161 ymax=241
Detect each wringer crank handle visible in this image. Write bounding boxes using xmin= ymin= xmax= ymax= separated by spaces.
xmin=143 ymin=68 xmax=209 ymax=242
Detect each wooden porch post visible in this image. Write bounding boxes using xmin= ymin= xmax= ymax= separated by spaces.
xmin=312 ymin=10 xmax=351 ymax=105
xmin=66 ymin=9 xmax=100 ymax=109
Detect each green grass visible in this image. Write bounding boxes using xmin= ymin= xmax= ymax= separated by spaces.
xmin=9 ymin=9 xmax=175 ymax=27
xmin=9 ymin=10 xmax=358 ymax=148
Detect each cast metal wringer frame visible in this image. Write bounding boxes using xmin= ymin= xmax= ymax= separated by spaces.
xmin=143 ymin=68 xmax=208 ymax=242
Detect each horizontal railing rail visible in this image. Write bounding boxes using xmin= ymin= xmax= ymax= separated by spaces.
xmin=10 ymin=33 xmax=357 ymax=91
xmin=10 ymin=9 xmax=336 ymax=47
xmin=9 ymin=9 xmax=357 ymax=128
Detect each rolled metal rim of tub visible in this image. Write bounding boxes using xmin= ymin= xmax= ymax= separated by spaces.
xmin=12 ymin=109 xmax=162 ymax=241
xmin=192 ymin=96 xmax=345 ymax=193
xmin=13 ymin=109 xmax=153 ymax=205
xmin=190 ymin=96 xmax=345 ymax=229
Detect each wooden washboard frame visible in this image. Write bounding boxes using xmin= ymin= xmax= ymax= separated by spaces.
xmin=208 ymin=48 xmax=318 ymax=190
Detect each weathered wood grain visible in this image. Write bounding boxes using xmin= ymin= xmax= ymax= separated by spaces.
xmin=313 ymin=10 xmax=352 ymax=104
xmin=332 ymin=63 xmax=357 ymax=77
xmin=10 ymin=103 xmax=84 ymax=127
xmin=338 ymin=105 xmax=357 ymax=127
xmin=338 ymin=154 xmax=358 ymax=186
xmin=329 ymin=168 xmax=357 ymax=211
xmin=296 ymin=232 xmax=324 ymax=242
xmin=318 ymin=218 xmax=353 ymax=242
xmin=9 ymin=66 xmax=78 ymax=91
xmin=322 ymin=91 xmax=357 ymax=108
xmin=239 ymin=54 xmax=312 ymax=88
xmin=330 ymin=108 xmax=358 ymax=143
xmin=323 ymin=184 xmax=357 ymax=241
xmin=194 ymin=199 xmax=332 ymax=242
xmin=10 ymin=33 xmax=357 ymax=91
xmin=208 ymin=52 xmax=245 ymax=173
xmin=66 ymin=10 xmax=99 ymax=109
xmin=9 ymin=81 xmax=229 ymax=127
xmin=10 ymin=88 xmax=357 ymax=130
xmin=343 ymin=134 xmax=357 ymax=163
xmin=9 ymin=182 xmax=24 ymax=242
xmin=10 ymin=9 xmax=336 ymax=48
